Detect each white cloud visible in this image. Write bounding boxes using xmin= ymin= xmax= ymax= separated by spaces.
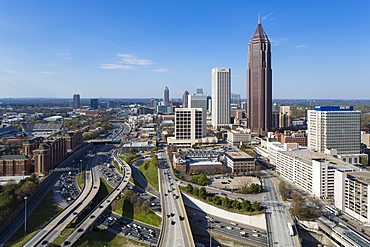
xmin=3 ymin=70 xmax=15 ymax=73
xmin=152 ymin=68 xmax=168 ymax=72
xmin=100 ymin=64 xmax=136 ymax=70
xmin=39 ymin=71 xmax=55 ymax=74
xmin=295 ymin=45 xmax=307 ymax=48
xmin=55 ymin=53 xmax=73 ymax=60
xmin=117 ymin=53 xmax=153 ymax=65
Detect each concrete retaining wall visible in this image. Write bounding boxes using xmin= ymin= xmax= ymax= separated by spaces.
xmin=182 ymin=193 xmax=266 ymax=230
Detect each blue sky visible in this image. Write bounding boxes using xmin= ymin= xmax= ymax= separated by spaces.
xmin=0 ymin=0 xmax=369 ymax=99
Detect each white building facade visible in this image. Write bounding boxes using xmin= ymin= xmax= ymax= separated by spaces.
xmin=307 ymin=106 xmax=361 ymax=156
xmin=211 ymin=68 xmax=230 ymax=128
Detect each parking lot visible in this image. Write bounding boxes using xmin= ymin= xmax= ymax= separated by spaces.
xmin=209 ymin=175 xmax=260 ymax=191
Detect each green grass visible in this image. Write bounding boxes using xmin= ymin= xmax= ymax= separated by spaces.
xmin=52 ymin=227 xmax=75 ymax=245
xmin=93 ymin=179 xmax=114 ymax=210
xmin=113 ymin=160 xmax=123 ymax=174
xmin=6 ymin=190 xmax=63 ymax=247
xmin=121 ymin=199 xmax=161 ymax=227
xmin=139 ymin=159 xmax=159 ymax=191
xmin=72 ymin=226 xmax=148 ymax=247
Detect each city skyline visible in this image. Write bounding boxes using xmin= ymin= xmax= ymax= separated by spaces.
xmin=0 ymin=1 xmax=370 ymax=99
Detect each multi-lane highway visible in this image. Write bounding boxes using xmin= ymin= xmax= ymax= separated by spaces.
xmin=262 ymin=170 xmax=295 ymax=247
xmin=0 ymin=144 xmax=95 ymax=246
xmin=157 ymin=151 xmax=195 ymax=247
xmin=62 ymin=149 xmax=132 ymax=246
xmin=24 ymin=146 xmax=110 ymax=246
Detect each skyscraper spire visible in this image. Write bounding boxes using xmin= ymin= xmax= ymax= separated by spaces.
xmin=258 ymin=14 xmax=261 ymax=24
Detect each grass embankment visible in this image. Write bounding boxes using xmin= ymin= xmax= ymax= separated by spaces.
xmin=73 ymin=226 xmax=148 ymax=247
xmin=52 ymin=227 xmax=75 ymax=245
xmin=93 ymin=179 xmax=114 ymax=211
xmin=6 ymin=190 xmax=63 ymax=247
xmin=139 ymin=155 xmax=159 ymax=191
xmin=113 ymin=160 xmax=123 ymax=174
xmin=119 ymin=190 xmax=161 ymax=227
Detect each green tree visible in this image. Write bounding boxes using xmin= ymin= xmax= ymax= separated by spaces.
xmin=186 ymin=184 xmax=193 ymax=194
xmin=198 ymin=187 xmax=207 ymax=199
xmin=231 ymin=200 xmax=241 ymax=210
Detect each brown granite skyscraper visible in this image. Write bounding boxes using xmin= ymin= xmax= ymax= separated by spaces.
xmin=247 ymin=18 xmax=272 ymax=136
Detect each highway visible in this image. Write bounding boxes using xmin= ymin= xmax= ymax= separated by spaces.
xmin=0 ymin=144 xmax=95 ymax=247
xmin=262 ymin=170 xmax=295 ymax=247
xmin=157 ymin=151 xmax=195 ymax=247
xmin=62 ymin=148 xmax=132 ymax=246
xmin=24 ymin=146 xmax=110 ymax=246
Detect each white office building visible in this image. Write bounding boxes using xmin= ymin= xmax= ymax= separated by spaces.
xmin=211 ymin=68 xmax=230 ymax=128
xmin=167 ymin=108 xmax=217 ymax=146
xmin=308 ymin=106 xmax=361 ymax=156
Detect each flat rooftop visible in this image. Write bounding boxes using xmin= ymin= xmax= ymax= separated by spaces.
xmin=347 ymin=172 xmax=370 ymax=184
xmin=281 ymin=149 xmax=358 ymax=171
xmin=225 ymin=151 xmax=254 ymax=159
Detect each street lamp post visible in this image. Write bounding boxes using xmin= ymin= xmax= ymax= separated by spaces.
xmin=208 ymin=216 xmax=213 ymax=247
xmin=24 ymin=196 xmax=28 ymax=234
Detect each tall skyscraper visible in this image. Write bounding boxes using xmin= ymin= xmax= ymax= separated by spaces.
xmin=211 ymin=68 xmax=230 ymax=128
xmin=72 ymin=94 xmax=80 ymax=109
xmin=196 ymin=88 xmax=203 ymax=95
xmin=247 ymin=18 xmax=272 ymax=136
xmin=308 ymin=106 xmax=361 ymax=156
xmin=90 ymin=99 xmax=99 ymax=109
xmin=182 ymin=90 xmax=189 ymax=108
xmin=163 ymin=86 xmax=169 ymax=106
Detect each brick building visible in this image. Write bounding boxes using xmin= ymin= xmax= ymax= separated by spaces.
xmin=275 ymin=130 xmax=307 ymax=147
xmin=33 ymin=138 xmax=67 ymax=175
xmin=0 ymin=155 xmax=32 ymax=176
xmin=64 ymin=131 xmax=83 ymax=151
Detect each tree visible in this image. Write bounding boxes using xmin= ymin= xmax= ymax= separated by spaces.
xmin=251 ymin=201 xmax=262 ymax=212
xmin=231 ymin=200 xmax=240 ymax=210
xmin=186 ymin=184 xmax=193 ymax=194
xmin=198 ymin=187 xmax=207 ymax=199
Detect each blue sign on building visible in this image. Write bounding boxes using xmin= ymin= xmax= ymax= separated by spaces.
xmin=314 ymin=106 xmax=354 ymax=111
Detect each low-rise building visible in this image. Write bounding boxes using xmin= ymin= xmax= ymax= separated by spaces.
xmin=224 ymin=151 xmax=255 ymax=173
xmin=227 ymin=129 xmax=251 ymax=146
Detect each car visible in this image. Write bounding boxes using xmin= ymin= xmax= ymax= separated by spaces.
xmin=226 ymin=226 xmax=233 ymax=230
xmin=99 ymin=205 xmax=104 ymax=208
xmin=252 ymin=233 xmax=259 ymax=237
xmin=221 ymin=193 xmax=227 ymax=196
xmin=171 ymin=213 xmax=175 ymax=217
xmin=77 ymin=228 xmax=84 ymax=232
xmin=252 ymin=229 xmax=258 ymax=233
xmin=41 ymin=241 xmax=49 ymax=245
xmin=107 ymin=200 xmax=111 ymax=202
xmin=171 ymin=220 xmax=176 ymax=225
xmin=63 ymin=241 xmax=71 ymax=245
xmin=90 ymin=215 xmax=95 ymax=218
